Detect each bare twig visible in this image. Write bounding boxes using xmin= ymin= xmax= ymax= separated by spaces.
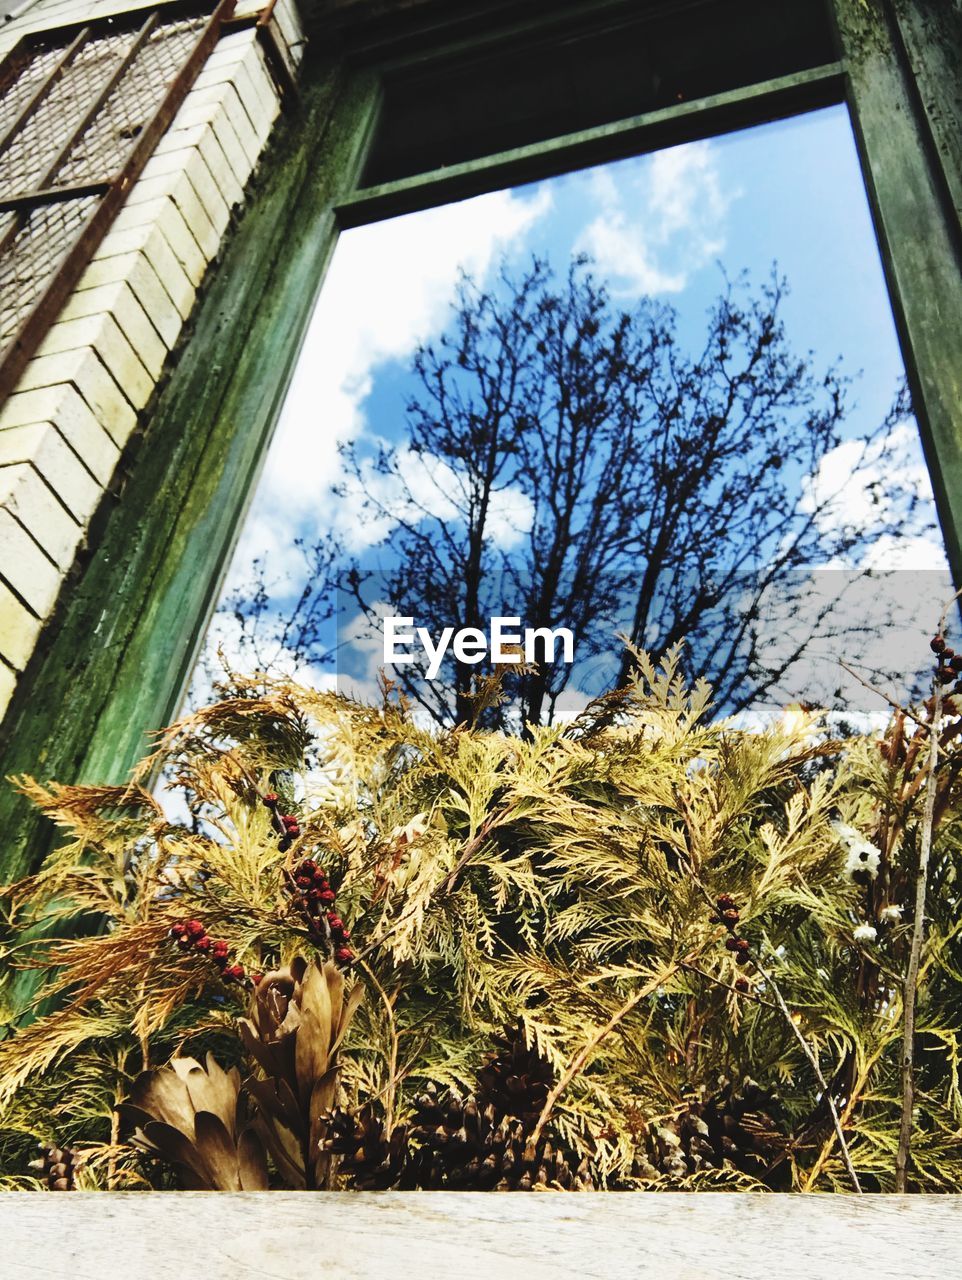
xmin=751 ymin=952 xmax=861 ymax=1193
xmin=837 ymin=659 xmax=929 ymax=732
xmin=895 ymin=652 xmax=945 ymax=1189
xmin=679 ymin=960 xmax=778 ymax=1010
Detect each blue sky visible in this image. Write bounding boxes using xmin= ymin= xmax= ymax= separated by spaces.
xmin=195 ymin=103 xmax=948 ymax=716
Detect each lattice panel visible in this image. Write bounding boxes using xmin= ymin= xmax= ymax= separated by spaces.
xmin=0 ymin=196 xmax=97 ymax=349
xmin=55 ymin=17 xmax=209 ymax=188
xmin=0 ymin=31 xmax=136 ymax=198
xmin=0 ymin=2 xmax=234 ymax=402
xmin=0 ymin=43 xmax=63 ymax=143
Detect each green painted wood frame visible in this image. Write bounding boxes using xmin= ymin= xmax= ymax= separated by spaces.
xmin=0 ymin=0 xmax=958 ymax=882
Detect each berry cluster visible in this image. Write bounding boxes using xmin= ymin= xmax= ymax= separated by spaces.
xmin=264 ymin=792 xmax=301 ymax=852
xmin=930 ymin=635 xmax=962 ymax=694
xmin=716 ymin=893 xmax=753 ymax=980
xmin=285 ymin=858 xmax=354 ymax=965
xmin=168 ymin=919 xmax=251 ymax=984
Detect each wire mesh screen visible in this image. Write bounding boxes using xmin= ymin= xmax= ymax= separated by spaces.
xmin=0 ymin=1 xmax=235 ymax=403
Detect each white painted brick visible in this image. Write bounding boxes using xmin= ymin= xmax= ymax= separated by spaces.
xmin=141 ymin=134 xmax=240 ymax=213
xmin=273 ymin=0 xmax=305 ymax=60
xmin=77 ymin=252 xmax=183 ymax=351
xmin=14 ymin=347 xmax=137 ymax=447
xmin=174 ymin=87 xmax=262 ymax=171
xmin=196 ymin=129 xmax=246 ymax=209
xmin=0 ymin=427 xmax=103 ymax=524
xmin=232 ymin=0 xmax=266 ymax=19
xmin=0 ymin=579 xmax=42 ymax=673
xmin=158 ymin=108 xmax=252 ymax=197
xmin=107 ymin=199 xmax=208 ymax=288
xmin=124 ymin=170 xmax=221 ymax=261
xmin=93 ymin=224 xmax=197 ymax=321
xmin=60 ymin=282 xmax=169 ymax=383
xmin=0 ymin=508 xmax=61 ymax=619
xmin=0 ymin=384 xmax=122 ymax=480
xmin=0 ymin=464 xmax=83 ymax=570
xmin=139 ymin=148 xmax=232 ymax=238
xmin=37 ymin=314 xmax=153 ymax=413
xmin=198 ymin=45 xmax=279 ymax=128
xmin=0 ymin=661 xmax=16 ymax=721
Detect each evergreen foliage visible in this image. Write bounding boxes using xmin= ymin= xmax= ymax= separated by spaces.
xmin=0 ymin=645 xmax=960 ymax=1192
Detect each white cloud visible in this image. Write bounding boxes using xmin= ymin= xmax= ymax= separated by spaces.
xmin=258 ymin=186 xmax=552 ymax=522
xmin=336 ymin=445 xmax=535 ymax=554
xmin=216 ymin=185 xmax=550 ymax=600
xmin=799 ymin=420 xmax=947 ymax=571
xmin=574 ymin=140 xmax=732 ymax=296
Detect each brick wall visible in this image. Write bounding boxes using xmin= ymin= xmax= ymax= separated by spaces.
xmin=0 ymin=0 xmax=303 ymax=720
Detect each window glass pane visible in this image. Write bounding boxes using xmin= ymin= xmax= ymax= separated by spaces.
xmin=192 ymin=105 xmax=949 ymax=730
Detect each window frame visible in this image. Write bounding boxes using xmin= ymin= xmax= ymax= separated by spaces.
xmin=0 ymin=0 xmax=958 ymax=881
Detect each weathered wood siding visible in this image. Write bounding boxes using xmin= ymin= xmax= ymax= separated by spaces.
xmin=0 ymin=0 xmax=304 ymax=721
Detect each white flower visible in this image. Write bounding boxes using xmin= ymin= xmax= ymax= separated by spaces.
xmin=853 ymin=923 xmax=878 ymax=943
xmin=833 ymin=820 xmax=881 ymax=881
xmin=880 ymin=904 xmax=903 ymax=924
xmin=831 ymin=821 xmax=861 ymax=844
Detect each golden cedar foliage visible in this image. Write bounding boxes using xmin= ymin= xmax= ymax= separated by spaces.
xmin=0 ymin=647 xmax=960 ymax=1191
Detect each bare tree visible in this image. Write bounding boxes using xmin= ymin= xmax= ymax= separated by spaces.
xmin=331 ymin=255 xmax=925 ymax=726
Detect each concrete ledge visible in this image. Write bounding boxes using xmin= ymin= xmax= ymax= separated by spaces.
xmin=0 ymin=1191 xmax=959 ymax=1278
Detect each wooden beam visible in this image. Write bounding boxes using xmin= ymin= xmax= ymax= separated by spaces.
xmin=0 ymin=1191 xmax=960 ymax=1276
xmin=830 ymin=0 xmax=962 ymax=584
xmin=336 ymin=61 xmax=844 ymax=228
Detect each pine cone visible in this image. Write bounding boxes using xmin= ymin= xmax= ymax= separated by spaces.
xmin=28 ymin=1144 xmax=81 ymax=1190
xmin=633 ymin=1076 xmax=789 ymax=1187
xmin=323 ymin=1103 xmax=411 ymax=1190
xmin=475 ymin=1021 xmax=553 ymax=1122
xmin=325 ymin=1081 xmax=592 ymax=1191
xmin=119 ymin=1054 xmax=268 ymax=1191
xmin=238 ymin=956 xmax=363 ymax=1188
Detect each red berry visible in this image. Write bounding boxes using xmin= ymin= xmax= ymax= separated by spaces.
xmin=319 ymin=889 xmax=336 ymax=904
xmin=296 ymin=875 xmax=313 ymax=889
xmin=931 ymin=636 xmax=946 ymax=654
xmin=735 ymin=938 xmax=750 ymax=953
xmin=335 ymin=947 xmax=353 ymax=963
xmin=734 ymin=977 xmax=750 ymax=993
xmin=186 ymin=920 xmax=205 ymax=937
xmin=225 ymin=964 xmax=245 ymax=980
xmin=169 ymin=922 xmax=187 ymax=938
xmin=251 ymin=973 xmax=263 ymax=985
xmin=300 ymin=859 xmax=317 ymax=875
xmin=194 ymin=936 xmax=211 ymax=952
xmin=211 ymin=940 xmax=229 ymax=957
xmin=308 ymin=887 xmax=323 ymax=901
xmin=327 ymin=914 xmax=343 ymax=930
xmin=281 ymin=815 xmax=298 ymax=828
xmin=264 ymin=792 xmax=279 ymax=805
